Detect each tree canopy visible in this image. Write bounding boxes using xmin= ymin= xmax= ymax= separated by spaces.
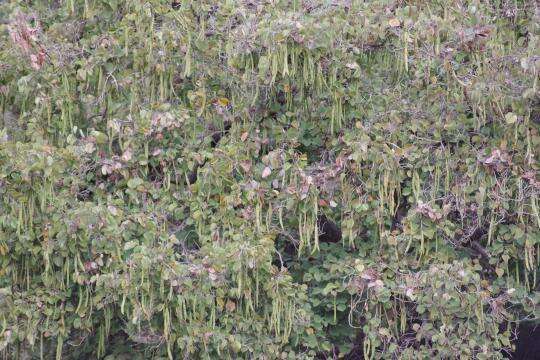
xmin=0 ymin=1 xmax=539 ymax=359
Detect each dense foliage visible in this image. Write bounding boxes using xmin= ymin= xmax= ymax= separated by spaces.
xmin=0 ymin=0 xmax=539 ymax=359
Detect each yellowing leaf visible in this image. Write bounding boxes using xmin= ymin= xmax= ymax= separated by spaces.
xmin=505 ymin=112 xmax=517 ymax=124
xmin=216 ymin=297 xmax=224 ymax=310
xmin=388 ymin=18 xmax=401 ymax=27
xmin=217 ymin=97 xmax=229 ymax=106
xmin=354 ymin=260 xmax=364 ymax=273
